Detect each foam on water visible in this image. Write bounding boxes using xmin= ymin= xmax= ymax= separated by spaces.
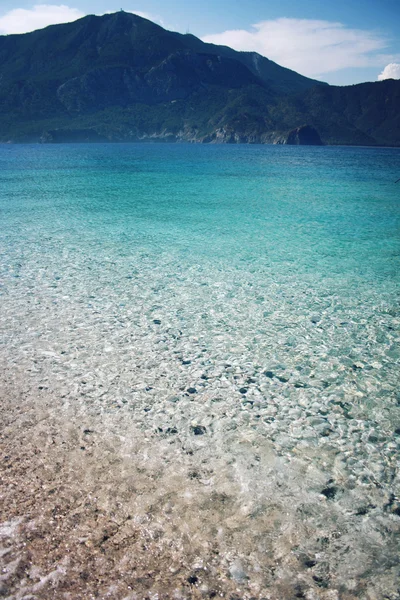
xmin=0 ymin=143 xmax=399 ymax=598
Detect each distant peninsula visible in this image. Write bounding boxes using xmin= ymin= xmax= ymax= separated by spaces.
xmin=0 ymin=11 xmax=399 ymax=146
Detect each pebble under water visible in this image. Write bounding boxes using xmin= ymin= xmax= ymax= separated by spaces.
xmin=0 ymin=143 xmax=399 ymax=599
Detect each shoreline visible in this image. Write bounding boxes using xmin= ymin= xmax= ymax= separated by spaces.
xmin=1 ymin=140 xmax=400 ymax=149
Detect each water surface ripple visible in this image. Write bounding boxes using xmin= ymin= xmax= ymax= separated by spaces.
xmin=0 ymin=144 xmax=399 ymax=599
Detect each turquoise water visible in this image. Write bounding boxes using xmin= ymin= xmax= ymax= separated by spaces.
xmin=1 ymin=144 xmax=399 ymax=282
xmin=1 ymin=143 xmax=399 ymax=597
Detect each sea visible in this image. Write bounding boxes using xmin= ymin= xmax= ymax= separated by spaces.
xmin=0 ymin=143 xmax=399 ymax=599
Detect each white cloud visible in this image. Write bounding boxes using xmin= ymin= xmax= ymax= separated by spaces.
xmin=202 ymin=18 xmax=390 ymax=78
xmin=378 ymin=63 xmax=400 ymax=80
xmin=0 ymin=4 xmax=85 ymax=35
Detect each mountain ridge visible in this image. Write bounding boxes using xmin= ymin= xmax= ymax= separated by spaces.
xmin=0 ymin=11 xmax=399 ymax=146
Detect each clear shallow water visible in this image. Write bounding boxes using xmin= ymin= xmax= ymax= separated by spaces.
xmin=1 ymin=143 xmax=400 ymax=598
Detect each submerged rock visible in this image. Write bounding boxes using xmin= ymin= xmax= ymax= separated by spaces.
xmin=191 ymin=425 xmax=206 ymax=435
xmin=321 ymin=486 xmax=338 ymax=499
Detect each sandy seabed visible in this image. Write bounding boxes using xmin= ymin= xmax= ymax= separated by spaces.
xmin=1 ymin=309 xmax=399 ymax=600
xmin=1 ymin=366 xmax=399 ymax=600
xmin=1 ymin=248 xmax=399 ymax=600
xmin=2 ymin=371 xmax=398 ymax=600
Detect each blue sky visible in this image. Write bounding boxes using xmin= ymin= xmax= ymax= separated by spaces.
xmin=0 ymin=0 xmax=399 ymax=85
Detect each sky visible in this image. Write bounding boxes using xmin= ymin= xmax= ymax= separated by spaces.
xmin=0 ymin=0 xmax=399 ymax=85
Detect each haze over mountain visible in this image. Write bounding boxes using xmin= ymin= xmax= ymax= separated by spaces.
xmin=0 ymin=11 xmax=399 ymax=145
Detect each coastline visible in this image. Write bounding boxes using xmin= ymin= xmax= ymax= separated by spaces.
xmin=2 ymin=139 xmax=400 ymax=149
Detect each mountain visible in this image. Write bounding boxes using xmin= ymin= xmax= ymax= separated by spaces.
xmin=0 ymin=11 xmax=399 ymax=146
